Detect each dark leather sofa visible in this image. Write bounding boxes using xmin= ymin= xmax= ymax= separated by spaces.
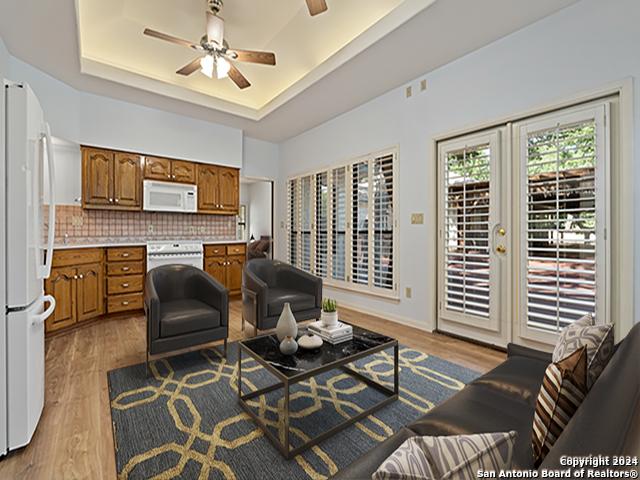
xmin=334 ymin=323 xmax=640 ymax=479
xmin=145 ymin=265 xmax=228 ymax=364
xmin=242 ymin=259 xmax=322 ymax=336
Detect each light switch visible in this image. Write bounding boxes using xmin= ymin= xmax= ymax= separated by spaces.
xmin=411 ymin=213 xmax=424 ymax=225
xmin=420 ymin=79 xmax=427 ymax=91
xmin=405 ymin=86 xmax=412 ymax=98
xmin=405 ymin=287 xmax=412 ymax=298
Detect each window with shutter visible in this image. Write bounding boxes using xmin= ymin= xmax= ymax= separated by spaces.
xmin=331 ymin=167 xmax=347 ymax=281
xmin=373 ymin=154 xmax=394 ymax=290
xmin=315 ymin=172 xmax=328 ymax=277
xmin=286 ymin=149 xmax=398 ymax=297
xmin=520 ymin=106 xmax=607 ymax=334
xmin=352 ymin=161 xmax=369 ymax=285
xmin=300 ymin=175 xmax=313 ymax=272
xmin=287 ymin=179 xmax=299 ymax=266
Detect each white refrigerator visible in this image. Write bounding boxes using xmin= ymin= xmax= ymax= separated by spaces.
xmin=1 ymin=81 xmax=57 ymax=456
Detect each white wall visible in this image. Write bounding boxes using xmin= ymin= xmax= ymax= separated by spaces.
xmin=276 ymin=0 xmax=640 ymax=331
xmin=241 ymin=136 xmax=279 ymax=180
xmin=247 ymin=181 xmax=272 ymax=240
xmin=8 ymin=57 xmax=243 ymax=168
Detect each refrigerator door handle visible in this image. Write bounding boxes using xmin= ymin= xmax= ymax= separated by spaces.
xmin=38 ymin=123 xmax=56 ymax=280
xmin=31 ymin=295 xmax=56 ymax=326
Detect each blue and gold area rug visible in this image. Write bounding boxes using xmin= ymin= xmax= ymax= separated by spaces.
xmin=108 ymin=343 xmax=479 ymax=480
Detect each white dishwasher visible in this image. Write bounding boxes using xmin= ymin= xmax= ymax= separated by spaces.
xmin=146 ymin=241 xmax=204 ymax=272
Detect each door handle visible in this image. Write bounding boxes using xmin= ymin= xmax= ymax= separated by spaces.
xmin=496 ymin=245 xmax=506 ymax=254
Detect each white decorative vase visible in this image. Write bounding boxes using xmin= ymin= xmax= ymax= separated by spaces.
xmin=279 ymin=336 xmax=298 ymax=355
xmin=321 ymin=310 xmax=339 ymax=327
xmin=276 ymin=302 xmax=298 ymax=341
xmin=298 ymin=333 xmax=323 ymax=350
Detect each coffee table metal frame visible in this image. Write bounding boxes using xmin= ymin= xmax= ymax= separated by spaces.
xmin=237 ymin=336 xmax=399 ymax=459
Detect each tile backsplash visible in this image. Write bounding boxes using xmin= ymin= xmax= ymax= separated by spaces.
xmin=48 ymin=205 xmax=237 ymax=245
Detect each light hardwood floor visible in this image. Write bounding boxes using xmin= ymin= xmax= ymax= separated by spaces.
xmin=0 ymin=301 xmax=505 ymax=480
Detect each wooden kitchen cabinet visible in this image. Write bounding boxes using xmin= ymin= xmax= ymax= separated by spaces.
xmin=114 ymin=153 xmax=142 ymax=208
xmin=76 ymin=262 xmax=105 ymax=322
xmin=82 ymin=147 xmax=142 ymax=211
xmin=106 ymin=247 xmax=145 ymax=314
xmin=44 ymin=267 xmax=77 ymax=332
xmin=144 ymin=156 xmax=171 ymax=181
xmin=197 ymin=164 xmax=240 ymax=215
xmin=82 ymin=148 xmax=113 ymax=207
xmin=204 ymin=243 xmax=246 ymax=295
xmin=144 ymin=157 xmax=196 ymax=184
xmin=44 ymin=249 xmax=105 ymax=334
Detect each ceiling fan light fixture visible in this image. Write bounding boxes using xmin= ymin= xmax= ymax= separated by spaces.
xmin=215 ymin=56 xmax=231 ymax=79
xmin=200 ymin=55 xmax=215 ymax=78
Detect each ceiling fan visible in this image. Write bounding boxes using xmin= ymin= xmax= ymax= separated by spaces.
xmin=143 ymin=0 xmax=276 ymax=89
xmin=306 ymin=0 xmax=328 ymax=16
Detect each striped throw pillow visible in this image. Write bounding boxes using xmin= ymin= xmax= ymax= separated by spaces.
xmin=373 ymin=431 xmax=517 ymax=480
xmin=552 ymin=316 xmax=614 ymax=390
xmin=532 ymin=347 xmax=588 ymax=466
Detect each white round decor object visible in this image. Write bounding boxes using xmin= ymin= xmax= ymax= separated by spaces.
xmin=298 ymin=333 xmax=323 ymax=350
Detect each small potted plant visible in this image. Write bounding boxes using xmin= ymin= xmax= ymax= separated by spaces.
xmin=321 ymin=298 xmax=339 ymax=327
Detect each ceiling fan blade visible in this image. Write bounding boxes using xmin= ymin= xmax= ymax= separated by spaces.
xmin=206 ymin=12 xmax=224 ymax=46
xmin=176 ymin=57 xmax=203 ymax=76
xmin=227 ymin=49 xmax=276 ymax=66
xmin=306 ymin=0 xmax=328 ymax=16
xmin=144 ymin=28 xmax=198 ymax=49
xmin=228 ymin=64 xmax=251 ymax=89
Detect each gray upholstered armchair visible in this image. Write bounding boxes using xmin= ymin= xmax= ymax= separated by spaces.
xmin=145 ymin=265 xmax=228 ymax=369
xmin=242 ymin=259 xmax=322 ymax=336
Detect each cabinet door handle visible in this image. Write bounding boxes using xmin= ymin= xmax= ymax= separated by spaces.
xmin=78 ymin=274 xmax=84 ymax=279
xmin=122 ymin=283 xmax=129 ymax=288
xmin=122 ymin=267 xmax=130 ymax=272
xmin=109 ymin=198 xmax=114 ymax=203
xmin=114 ymin=198 xmax=119 ymax=203
xmin=73 ymin=275 xmax=78 ymax=279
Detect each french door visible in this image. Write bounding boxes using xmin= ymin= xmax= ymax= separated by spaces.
xmin=437 ymin=101 xmax=610 ymax=347
xmin=437 ymin=129 xmax=510 ymax=345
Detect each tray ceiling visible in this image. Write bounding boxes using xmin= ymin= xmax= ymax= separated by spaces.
xmin=76 ymin=0 xmax=431 ymax=119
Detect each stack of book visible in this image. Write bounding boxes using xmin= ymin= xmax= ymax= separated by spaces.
xmin=308 ymin=321 xmax=353 ymax=344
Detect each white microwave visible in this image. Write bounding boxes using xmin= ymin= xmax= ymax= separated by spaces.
xmin=143 ymin=180 xmax=197 ymax=213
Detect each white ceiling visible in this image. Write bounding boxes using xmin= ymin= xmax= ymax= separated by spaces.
xmin=0 ymin=0 xmax=578 ymax=142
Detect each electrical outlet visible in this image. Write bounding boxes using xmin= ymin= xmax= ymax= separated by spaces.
xmin=420 ymin=79 xmax=427 ymax=91
xmin=189 ymin=226 xmax=197 ymax=235
xmin=71 ymin=215 xmax=83 ymax=227
xmin=405 ymin=287 xmax=412 ymax=298
xmin=411 ymin=213 xmax=424 ymax=225
xmin=199 ymin=226 xmax=206 ymax=234
xmin=405 ymin=86 xmax=413 ymax=98
xmin=148 ymin=224 xmax=154 ymax=234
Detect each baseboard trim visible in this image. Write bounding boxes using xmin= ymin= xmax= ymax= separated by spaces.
xmin=337 ymin=300 xmax=435 ymax=334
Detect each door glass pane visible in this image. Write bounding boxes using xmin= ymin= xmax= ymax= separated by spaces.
xmin=444 ymin=143 xmax=491 ymax=318
xmin=525 ymin=120 xmax=598 ymax=332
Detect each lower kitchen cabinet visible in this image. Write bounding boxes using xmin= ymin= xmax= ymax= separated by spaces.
xmin=44 ymin=249 xmax=105 ymax=334
xmin=106 ymin=247 xmax=145 ymax=314
xmin=204 ymin=243 xmax=246 ymax=295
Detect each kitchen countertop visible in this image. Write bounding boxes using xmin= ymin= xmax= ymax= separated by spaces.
xmin=53 ymin=239 xmax=247 ymax=250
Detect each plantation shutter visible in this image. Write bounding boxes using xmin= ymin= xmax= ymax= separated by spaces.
xmin=372 ymin=153 xmax=394 ymax=290
xmin=331 ymin=167 xmax=347 ymax=281
xmin=520 ymin=106 xmax=607 ymax=333
xmin=287 ymin=178 xmax=300 ymax=267
xmin=352 ymin=161 xmax=369 ymax=285
xmin=300 ymin=175 xmax=313 ymax=272
xmin=315 ymin=172 xmax=328 ymax=277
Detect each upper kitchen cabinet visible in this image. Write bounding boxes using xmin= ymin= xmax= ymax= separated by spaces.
xmin=144 ymin=157 xmax=196 ymax=184
xmin=218 ymin=167 xmax=240 ymax=213
xmin=82 ymin=148 xmax=113 ymax=207
xmin=143 ymin=156 xmax=171 ymax=181
xmin=82 ymin=147 xmax=142 ymax=211
xmin=197 ymin=164 xmax=239 ymax=215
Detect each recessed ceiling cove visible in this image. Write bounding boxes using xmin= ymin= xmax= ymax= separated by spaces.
xmin=76 ymin=0 xmax=435 ymax=119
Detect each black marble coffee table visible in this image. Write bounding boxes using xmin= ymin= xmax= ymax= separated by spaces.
xmin=237 ymin=323 xmax=399 ymax=459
